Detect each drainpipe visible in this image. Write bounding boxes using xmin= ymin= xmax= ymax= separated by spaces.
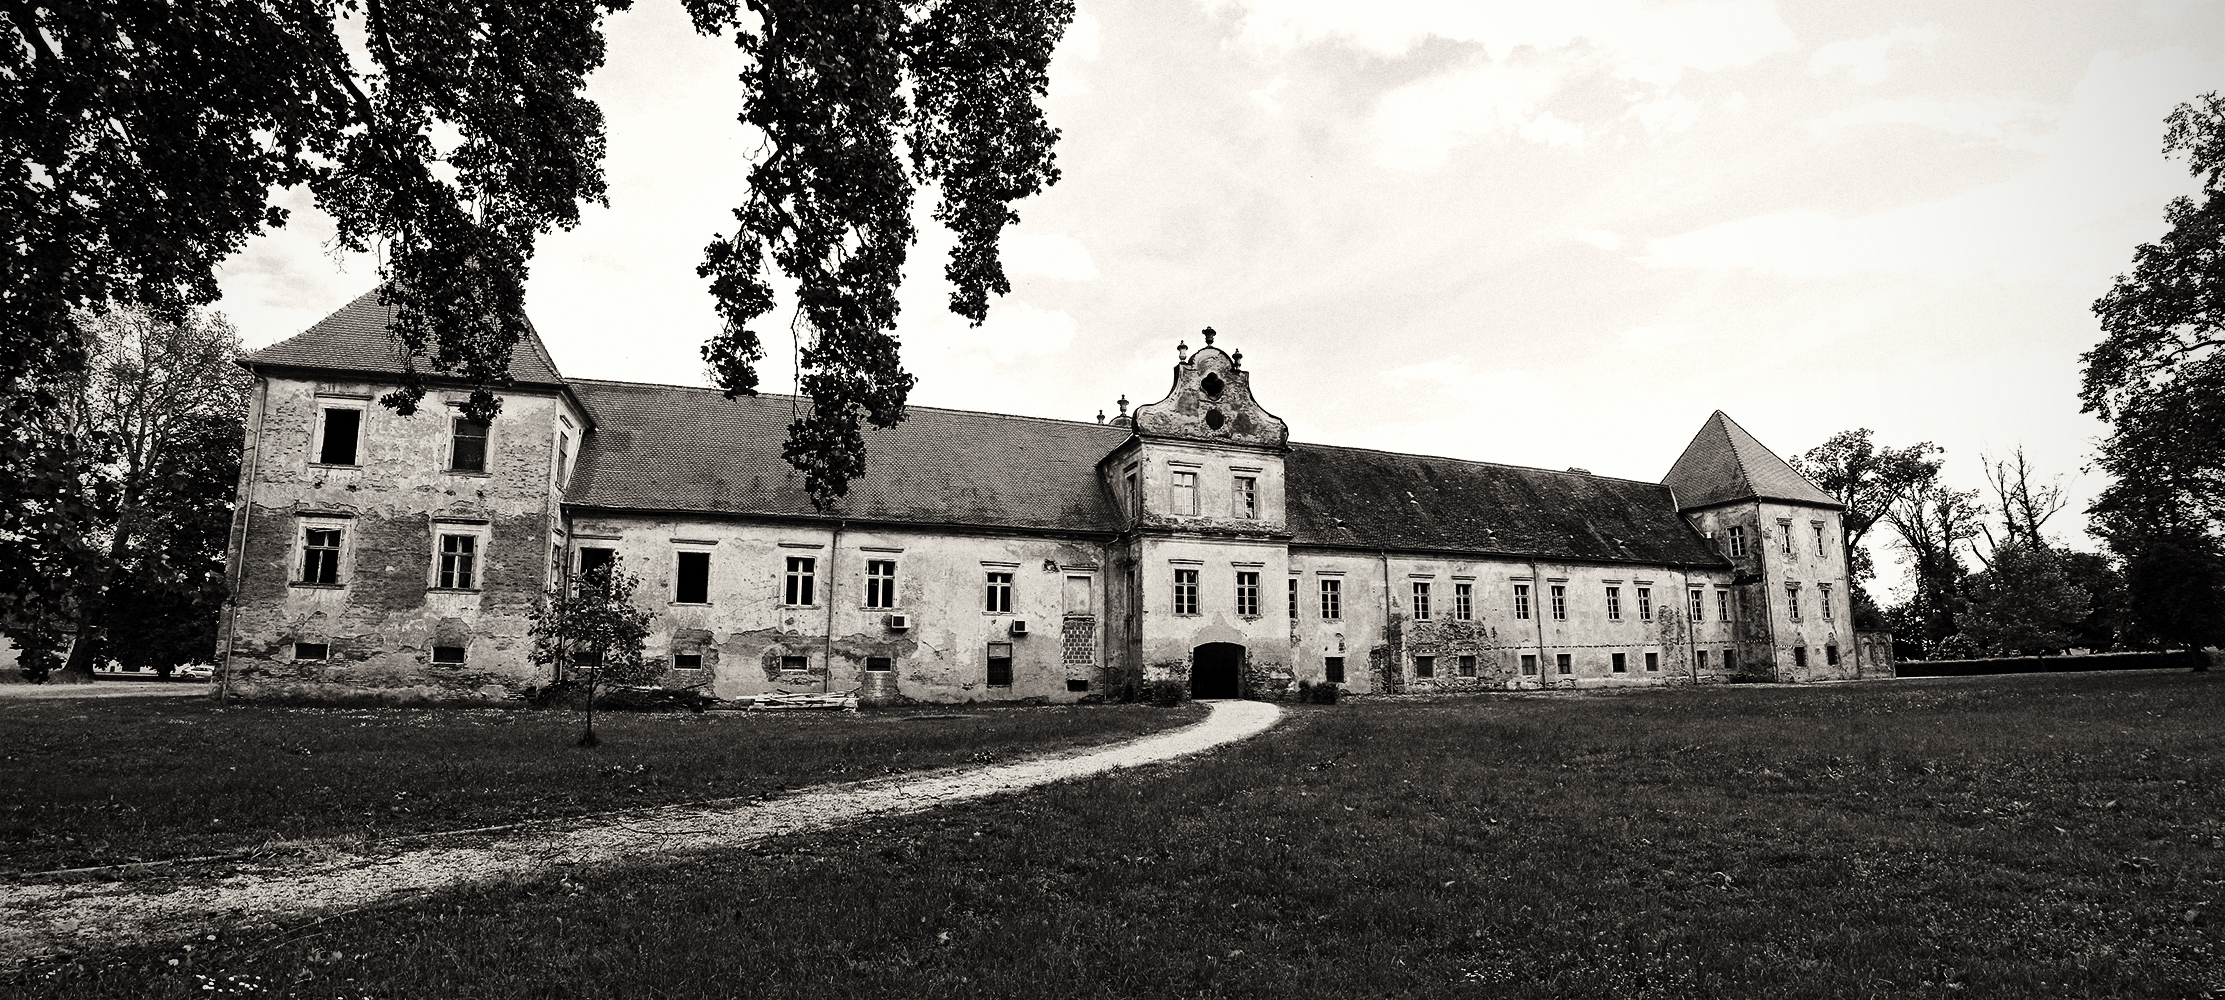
xmin=1529 ymin=557 xmax=1547 ymax=688
xmin=1379 ymin=549 xmax=1394 ymax=693
xmin=824 ymin=520 xmax=843 ymax=692
xmin=218 ymin=376 xmax=270 ymax=706
xmin=1679 ymin=564 xmax=1697 ymax=682
xmin=1757 ymin=516 xmax=1778 ymax=681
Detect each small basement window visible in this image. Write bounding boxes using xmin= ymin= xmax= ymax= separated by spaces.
xmin=1645 ymin=651 xmax=1659 ymax=672
xmin=431 ymin=645 xmax=465 ymax=664
xmin=1793 ymin=646 xmax=1808 ymax=667
xmin=1413 ymin=654 xmax=1435 ymax=678
xmin=1458 ymin=654 xmax=1477 ymax=677
xmin=866 ymin=656 xmax=893 ymax=672
xmin=1067 ymin=679 xmax=1090 ymax=692
xmin=986 ymin=642 xmax=1013 ymax=686
xmin=1520 ymin=654 xmax=1537 ymax=675
xmin=1611 ymin=652 xmax=1626 ymax=673
xmin=1555 ymin=653 xmax=1571 ymax=674
xmin=294 ymin=642 xmax=329 ymax=661
xmin=780 ymin=654 xmax=809 ymax=673
xmin=673 ymin=654 xmax=703 ymax=669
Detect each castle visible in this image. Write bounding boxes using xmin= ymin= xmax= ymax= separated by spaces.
xmin=216 ymin=290 xmax=1890 ymax=702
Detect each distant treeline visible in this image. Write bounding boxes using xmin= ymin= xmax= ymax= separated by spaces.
xmin=1896 ymin=650 xmax=2211 ymax=677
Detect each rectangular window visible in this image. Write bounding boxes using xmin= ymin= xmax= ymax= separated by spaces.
xmin=1414 ymin=655 xmax=1435 ymax=678
xmin=1520 ymin=654 xmax=1537 ymax=675
xmin=1717 ymin=589 xmax=1730 ymax=622
xmin=294 ymin=642 xmax=329 ymax=661
xmin=866 ymin=656 xmax=892 ymax=672
xmin=1605 ymin=586 xmax=1621 ymax=621
xmin=450 ymin=417 xmax=489 ymax=473
xmin=1233 ymin=476 xmax=1258 ymax=519
xmin=1236 ymin=571 xmax=1261 ymax=617
xmin=676 ymin=551 xmax=711 ymax=604
xmin=1727 ymin=525 xmax=1746 ymax=556
xmin=577 ymin=547 xmax=615 ymax=587
xmin=1688 ymin=588 xmax=1704 ymax=622
xmin=1814 ymin=522 xmax=1827 ymax=556
xmin=1793 ymin=646 xmax=1808 ymax=668
xmin=1125 ymin=472 xmax=1139 ymax=521
xmin=986 ymin=642 xmax=1014 ymax=686
xmin=783 ymin=556 xmax=816 ymax=605
xmin=1514 ymin=583 xmax=1531 ymax=620
xmin=1637 ymin=587 xmax=1653 ymax=621
xmin=1696 ymin=649 xmax=1709 ymax=670
xmin=1724 ymin=649 xmax=1737 ymax=672
xmin=1412 ymin=581 xmax=1431 ymax=621
xmin=437 ymin=534 xmax=477 ymax=590
xmin=1324 ymin=656 xmax=1345 ymax=683
xmin=1171 ymin=470 xmax=1198 ymax=515
xmin=1454 ymin=583 xmax=1472 ymax=620
xmin=301 ymin=527 xmax=343 ymax=585
xmin=1645 ymin=651 xmax=1659 ymax=672
xmin=1611 ymin=651 xmax=1626 ymax=673
xmin=1288 ymin=577 xmax=1299 ymax=618
xmin=1550 ymin=585 xmax=1566 ymax=621
xmin=1780 ymin=521 xmax=1794 ymax=555
xmin=318 ymin=408 xmax=361 ymax=465
xmin=1555 ymin=653 xmax=1571 ymax=675
xmin=1173 ymin=569 xmax=1199 ymax=615
xmin=1825 ymin=644 xmax=1840 ymax=666
xmin=1819 ymin=583 xmax=1834 ymax=620
xmin=865 ymin=560 xmax=897 ymax=609
xmin=985 ymin=571 xmax=1013 ymax=613
xmin=780 ymin=654 xmax=809 ymax=673
xmin=1458 ymin=654 xmax=1477 ymax=677
xmin=1320 ymin=579 xmax=1342 ymax=620
xmin=1785 ymin=583 xmax=1801 ymax=622
xmin=428 ymin=645 xmax=464 ymax=664
xmin=673 ymin=653 xmax=703 ymax=669
xmin=556 ymin=432 xmax=573 ymax=487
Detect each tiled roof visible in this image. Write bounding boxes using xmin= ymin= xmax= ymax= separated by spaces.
xmin=244 ymin=288 xmax=568 ymax=387
xmin=1662 ymin=410 xmax=1839 ymax=511
xmin=1286 ymin=443 xmax=1729 ymax=567
xmin=565 ymin=380 xmax=1130 ymax=532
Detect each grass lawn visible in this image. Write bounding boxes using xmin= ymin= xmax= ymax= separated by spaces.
xmin=0 ymin=698 xmax=1208 ymax=875
xmin=13 ymin=671 xmax=2224 ymax=998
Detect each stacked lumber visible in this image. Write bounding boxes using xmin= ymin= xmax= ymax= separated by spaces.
xmin=745 ymin=691 xmax=859 ymax=712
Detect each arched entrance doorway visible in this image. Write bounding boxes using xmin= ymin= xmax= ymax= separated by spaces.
xmin=1191 ymin=642 xmax=1245 ymax=699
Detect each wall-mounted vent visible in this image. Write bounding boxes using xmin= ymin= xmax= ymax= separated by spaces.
xmin=885 ymin=613 xmax=910 ymax=630
xmin=1009 ymin=619 xmax=1029 ymax=636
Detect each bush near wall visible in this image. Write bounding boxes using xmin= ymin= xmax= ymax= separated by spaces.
xmin=1896 ymin=649 xmax=2211 ymax=677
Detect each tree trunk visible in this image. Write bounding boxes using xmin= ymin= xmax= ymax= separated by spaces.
xmin=56 ymin=493 xmax=140 ymax=684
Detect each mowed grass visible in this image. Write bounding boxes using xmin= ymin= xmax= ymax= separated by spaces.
xmin=0 ymin=698 xmax=1208 ymax=874
xmin=15 ymin=672 xmax=2225 ymax=999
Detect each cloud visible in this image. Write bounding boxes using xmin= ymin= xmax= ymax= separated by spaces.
xmin=1250 ymin=74 xmax=1291 ymax=113
xmin=1048 ymin=10 xmax=1103 ymax=96
xmin=1629 ymin=93 xmax=1702 ymax=136
xmin=1575 ymin=229 xmax=1625 ymax=250
xmin=1810 ymin=97 xmax=2057 ymax=142
xmin=1000 ymin=233 xmax=1100 ymax=281
xmin=1375 ymin=61 xmax=1576 ymax=165
xmin=1619 ymin=324 xmax=1707 ymax=351
xmin=1808 ymin=25 xmax=1939 ymax=85
xmin=1384 ymin=358 xmax=1475 ymax=384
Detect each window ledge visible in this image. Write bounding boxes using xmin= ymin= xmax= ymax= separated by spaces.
xmin=670 ymin=602 xmax=714 ymax=607
xmin=861 ymin=606 xmax=900 ymax=612
xmin=427 ymin=587 xmax=480 ymax=594
xmin=290 ymin=582 xmax=346 ymax=590
xmin=308 ymin=463 xmax=361 ymax=470
xmin=445 ymin=470 xmax=494 ymax=478
xmin=781 ymin=604 xmax=819 ymax=611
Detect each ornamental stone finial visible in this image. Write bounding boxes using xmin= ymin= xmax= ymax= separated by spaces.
xmin=1176 ymin=340 xmax=1188 ymax=362
xmin=1202 ymin=327 xmax=1216 ymax=346
xmin=1117 ymin=394 xmax=1129 ymax=416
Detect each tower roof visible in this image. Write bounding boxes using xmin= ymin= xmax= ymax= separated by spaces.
xmin=1662 ymin=410 xmax=1839 ymax=511
xmin=243 ymin=287 xmax=567 ymax=388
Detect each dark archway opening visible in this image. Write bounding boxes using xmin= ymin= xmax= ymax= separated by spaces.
xmin=1192 ymin=642 xmax=1244 ymax=699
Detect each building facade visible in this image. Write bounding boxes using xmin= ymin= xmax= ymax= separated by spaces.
xmin=217 ymin=293 xmax=1888 ymax=703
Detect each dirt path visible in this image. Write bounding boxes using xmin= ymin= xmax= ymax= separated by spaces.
xmin=0 ymin=699 xmax=1282 ymax=964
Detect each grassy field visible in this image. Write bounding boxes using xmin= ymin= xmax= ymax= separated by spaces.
xmin=12 ymin=671 xmax=2224 ymax=998
xmin=0 ymin=698 xmax=1208 ymax=874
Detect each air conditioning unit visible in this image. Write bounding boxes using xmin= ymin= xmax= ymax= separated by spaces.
xmin=1009 ymin=619 xmax=1029 ymax=636
xmin=885 ymin=613 xmax=910 ymax=630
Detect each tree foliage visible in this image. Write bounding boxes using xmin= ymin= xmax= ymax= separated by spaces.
xmin=1957 ymin=542 xmax=2091 ymax=657
xmin=1881 ymin=480 xmax=1984 ymax=653
xmin=527 ymin=560 xmax=657 ymax=746
xmin=1790 ymin=428 xmax=1941 ymax=601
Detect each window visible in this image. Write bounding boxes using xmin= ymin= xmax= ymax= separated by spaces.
xmin=578 ymin=547 xmax=615 ymax=587
xmin=673 ymin=653 xmax=703 ymax=669
xmin=1825 ymin=644 xmax=1840 ymax=666
xmin=1288 ymin=578 xmax=1299 ymax=618
xmin=450 ymin=417 xmax=489 ymax=473
xmin=1785 ymin=583 xmax=1801 ymax=622
xmin=1779 ymin=520 xmax=1794 ymax=555
xmin=1611 ymin=652 xmax=1626 ymax=673
xmin=1727 ymin=525 xmax=1747 ymax=556
xmin=1233 ymin=476 xmax=1258 ymax=518
xmin=1458 ymin=654 xmax=1477 ymax=677
xmin=866 ymin=656 xmax=892 ymax=672
xmin=556 ymin=432 xmax=573 ymax=487
xmin=1645 ymin=651 xmax=1659 ymax=672
xmin=783 ymin=557 xmax=816 ymax=606
xmin=437 ymin=534 xmax=477 ymax=590
xmin=1414 ymin=655 xmax=1435 ymax=678
xmin=986 ymin=642 xmax=1014 ymax=686
xmin=985 ymin=571 xmax=1013 ymax=613
xmin=1555 ymin=653 xmax=1571 ymax=675
xmin=1814 ymin=522 xmax=1827 ymax=556
xmin=1324 ymin=656 xmax=1345 ymax=683
xmin=301 ymin=527 xmax=343 ymax=584
xmin=1696 ymin=649 xmax=1709 ymax=670
xmin=1819 ymin=583 xmax=1834 ymax=621
xmin=1173 ymin=569 xmax=1199 ymax=615
xmin=1637 ymin=587 xmax=1652 ymax=621
xmin=676 ymin=551 xmax=710 ymax=604
xmin=1724 ymin=649 xmax=1737 ymax=672
xmin=1454 ymin=583 xmax=1472 ymax=620
xmin=1513 ymin=583 xmax=1532 ymax=620
xmin=430 ymin=645 xmax=466 ymax=664
xmin=1717 ymin=589 xmax=1730 ymax=622
xmin=1236 ymin=571 xmax=1261 ymax=617
xmin=294 ymin=642 xmax=329 ymax=661
xmin=317 ymin=407 xmax=361 ymax=465
xmin=1125 ymin=471 xmax=1139 ymax=521
xmin=1320 ymin=579 xmax=1342 ymax=619
xmin=1793 ymin=646 xmax=1808 ymax=668
xmin=1412 ymin=581 xmax=1431 ymax=621
xmin=1171 ymin=470 xmax=1198 ymax=514
xmin=865 ymin=560 xmax=897 ymax=609
xmin=1685 ymin=588 xmax=1701 ymax=622
xmin=1605 ymin=586 xmax=1621 ymax=621
xmin=1520 ymin=654 xmax=1537 ymax=675
xmin=780 ymin=654 xmax=808 ymax=673
xmin=1550 ymin=585 xmax=1566 ymax=621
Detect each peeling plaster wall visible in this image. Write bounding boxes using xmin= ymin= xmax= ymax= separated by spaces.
xmin=563 ymin=517 xmax=1110 ymax=704
xmin=223 ymin=375 xmax=583 ymax=700
xmin=1695 ymin=502 xmax=1860 ymax=682
xmin=1136 ymin=535 xmax=1292 ymax=696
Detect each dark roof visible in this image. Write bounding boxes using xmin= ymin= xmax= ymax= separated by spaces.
xmin=1662 ymin=410 xmax=1839 ymax=511
xmin=1286 ymin=443 xmax=1728 ymax=566
xmin=244 ymin=288 xmax=568 ymax=387
xmin=566 ymin=380 xmax=1130 ymax=532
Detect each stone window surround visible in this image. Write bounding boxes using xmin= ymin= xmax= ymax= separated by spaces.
xmin=291 ymin=512 xmax=354 ymax=589
xmin=309 ymin=393 xmax=368 ymax=469
xmin=443 ymin=402 xmax=494 ymax=475
xmin=672 ymin=539 xmax=718 ymax=607
xmin=428 ymin=517 xmax=491 ymax=592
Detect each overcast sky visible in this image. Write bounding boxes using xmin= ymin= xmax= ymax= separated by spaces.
xmin=215 ymin=0 xmax=2224 ymax=602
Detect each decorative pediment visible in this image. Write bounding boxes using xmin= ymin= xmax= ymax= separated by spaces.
xmin=1130 ymin=328 xmax=1288 ymax=450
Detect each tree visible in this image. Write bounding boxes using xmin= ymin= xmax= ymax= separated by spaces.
xmin=1971 ymin=446 xmax=2069 ymax=567
xmin=1881 ymin=481 xmax=1984 ymax=652
xmin=1958 ymin=541 xmax=2091 ymax=658
xmin=2058 ymin=549 xmax=2128 ymax=652
xmin=102 ymin=410 xmax=246 ymax=676
xmin=1790 ymin=429 xmax=1942 ymax=616
xmin=528 ymin=561 xmax=657 ymax=746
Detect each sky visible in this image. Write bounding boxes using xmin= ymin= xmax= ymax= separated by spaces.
xmin=214 ymin=0 xmax=2225 ymax=603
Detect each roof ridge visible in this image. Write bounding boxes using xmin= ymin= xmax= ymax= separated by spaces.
xmin=568 ymin=379 xmax=1129 ymax=431
xmin=1291 ymin=439 xmax=1669 ymax=490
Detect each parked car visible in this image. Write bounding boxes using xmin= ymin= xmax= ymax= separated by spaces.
xmin=177 ymin=663 xmax=215 ymax=680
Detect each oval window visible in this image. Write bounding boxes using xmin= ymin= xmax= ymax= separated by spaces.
xmin=1204 ymin=408 xmax=1226 ymax=430
xmin=1200 ymin=373 xmax=1224 ymax=399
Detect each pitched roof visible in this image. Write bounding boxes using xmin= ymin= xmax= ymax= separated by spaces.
xmin=244 ymin=288 xmax=568 ymax=387
xmin=1285 ymin=443 xmax=1728 ymax=566
xmin=565 ymin=380 xmax=1130 ymax=532
xmin=1662 ymin=410 xmax=1839 ymax=511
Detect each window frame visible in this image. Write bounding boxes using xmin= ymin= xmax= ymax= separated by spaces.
xmin=1779 ymin=519 xmax=1794 ymax=555
xmin=1458 ymin=654 xmax=1477 ymax=677
xmin=1555 ymin=653 xmax=1571 ymax=675
xmin=1605 ymin=586 xmax=1621 ymax=621
xmin=1171 ymin=469 xmax=1199 ymax=515
xmin=1813 ymin=521 xmax=1827 ymax=556
xmin=1696 ymin=649 xmax=1709 ymax=670
xmin=1513 ymin=583 xmax=1531 ymax=620
xmin=1726 ymin=524 xmax=1746 ymax=557
xmin=986 ymin=642 xmax=1014 ymax=686
xmin=1819 ymin=582 xmax=1834 ymax=621
xmin=1550 ymin=584 xmax=1566 ymax=621
xmin=1411 ymin=581 xmax=1431 ymax=621
xmin=431 ymin=645 xmax=467 ymax=664
xmin=782 ymin=556 xmax=817 ymax=606
xmin=1717 ymin=589 xmax=1730 ymax=622
xmin=864 ymin=559 xmax=898 ymax=610
xmin=1319 ymin=578 xmax=1342 ymax=620
xmin=674 ymin=549 xmax=712 ymax=605
xmin=1645 ymin=651 xmax=1659 ymax=672
xmin=1688 ymin=588 xmax=1704 ymax=622
xmin=1413 ymin=654 xmax=1435 ymax=679
xmin=313 ymin=404 xmax=364 ymax=467
xmin=984 ymin=571 xmax=1014 ymax=614
xmin=1288 ymin=577 xmax=1299 ymax=619
xmin=297 ymin=520 xmax=347 ymax=587
xmin=1785 ymin=582 xmax=1802 ymax=622
xmin=1454 ymin=582 xmax=1473 ymax=621
xmin=1236 ymin=570 xmax=1261 ymax=618
xmin=1637 ymin=586 xmax=1653 ymax=621
xmin=435 ymin=532 xmax=480 ymax=591
xmin=448 ymin=415 xmax=491 ymax=474
xmin=1611 ymin=651 xmax=1626 ymax=673
xmin=294 ymin=642 xmax=330 ymax=661
xmin=1172 ymin=568 xmax=1200 ymax=616
xmin=1324 ymin=656 xmax=1345 ymax=683
xmin=1232 ymin=475 xmax=1259 ymax=519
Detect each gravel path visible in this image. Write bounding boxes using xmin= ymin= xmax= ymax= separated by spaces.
xmin=0 ymin=699 xmax=1282 ymax=964
xmin=0 ymin=682 xmax=206 ymax=701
